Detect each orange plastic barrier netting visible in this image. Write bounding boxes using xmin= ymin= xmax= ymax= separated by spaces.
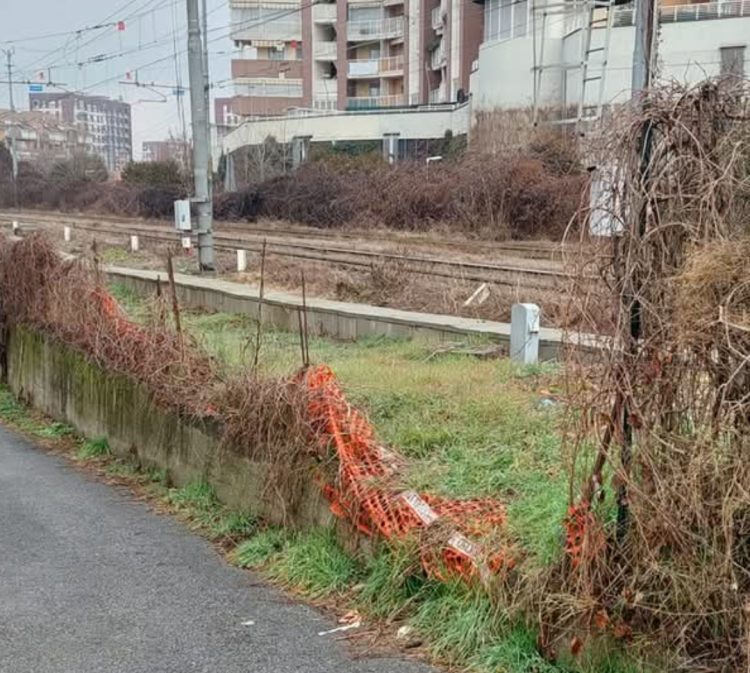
xmin=98 ymin=289 xmax=513 ymax=581
xmin=302 ymin=365 xmax=515 ymax=582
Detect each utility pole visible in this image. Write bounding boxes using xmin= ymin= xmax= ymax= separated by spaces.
xmin=201 ymin=0 xmax=213 ymax=223
xmin=2 ymin=48 xmax=18 ymax=209
xmin=186 ymin=0 xmax=215 ymax=272
xmin=616 ymin=0 xmax=658 ymax=542
xmin=4 ymin=48 xmax=15 ymax=111
xmin=631 ymin=0 xmax=657 ymax=99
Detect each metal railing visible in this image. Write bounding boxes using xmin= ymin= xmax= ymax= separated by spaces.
xmin=234 ymin=79 xmax=303 ymax=98
xmin=429 ymin=87 xmax=447 ymax=104
xmin=430 ymin=46 xmax=447 ymax=70
xmin=347 ymin=16 xmax=405 ymax=40
xmin=346 ymin=94 xmax=406 ymax=109
xmin=613 ymin=0 xmax=750 ymax=26
xmin=348 ymin=55 xmax=405 ymax=76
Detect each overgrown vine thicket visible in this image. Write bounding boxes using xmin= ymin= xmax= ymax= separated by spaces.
xmin=547 ymin=80 xmax=750 ymax=671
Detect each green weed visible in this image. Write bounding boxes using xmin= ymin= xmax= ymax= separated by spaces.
xmin=101 ymin=247 xmax=132 ymax=266
xmin=472 ymin=624 xmax=560 ymax=673
xmin=145 ymin=467 xmax=169 ymax=485
xmin=108 ymin=282 xmax=146 ymax=317
xmin=408 ymin=580 xmax=508 ymax=666
xmin=166 ymin=480 xmax=256 ymax=539
xmin=267 ymin=528 xmax=360 ymax=598
xmin=77 ymin=437 xmax=111 ymax=459
xmin=232 ymin=528 xmax=288 ymax=568
xmin=357 ymin=543 xmax=427 ymax=619
xmin=214 ymin=511 xmax=257 ymax=538
xmin=0 ymin=387 xmax=76 ymax=439
xmin=105 ymin=460 xmax=139 ymax=477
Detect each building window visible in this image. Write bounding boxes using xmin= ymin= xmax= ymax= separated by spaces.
xmin=349 ymin=6 xmax=380 ymax=21
xmin=720 ymin=45 xmax=746 ymax=78
xmin=230 ymin=4 xmax=300 ymax=41
xmin=485 ymin=0 xmax=528 ymax=42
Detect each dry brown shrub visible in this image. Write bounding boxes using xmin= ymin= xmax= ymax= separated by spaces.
xmin=549 ymin=80 xmax=750 ymax=671
xmin=1 ymin=118 xmax=584 ymax=240
xmin=0 ymin=234 xmax=217 ymax=413
xmin=218 ymin=373 xmax=320 ymax=525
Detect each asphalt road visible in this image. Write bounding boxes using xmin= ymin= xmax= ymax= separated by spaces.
xmin=0 ymin=425 xmax=435 ymax=673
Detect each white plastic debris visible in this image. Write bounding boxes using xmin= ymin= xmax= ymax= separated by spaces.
xmin=463 ymin=282 xmax=490 ymax=307
xmin=318 ymin=622 xmax=361 ymax=637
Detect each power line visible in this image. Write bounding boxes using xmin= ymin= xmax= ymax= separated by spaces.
xmin=15 ymin=0 xmax=179 ymax=77
xmin=40 ymin=2 xmax=312 ymax=101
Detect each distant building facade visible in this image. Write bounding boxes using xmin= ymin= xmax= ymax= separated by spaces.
xmin=0 ymin=109 xmax=89 ymax=163
xmin=471 ymin=0 xmax=750 ymax=114
xmin=222 ymin=0 xmax=483 ymax=119
xmin=29 ymin=92 xmax=132 ymax=175
xmin=142 ymin=138 xmax=190 ymax=167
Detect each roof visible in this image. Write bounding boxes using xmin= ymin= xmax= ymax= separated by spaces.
xmin=0 ymin=109 xmax=81 ymax=135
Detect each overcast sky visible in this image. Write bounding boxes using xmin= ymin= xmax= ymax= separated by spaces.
xmin=0 ymin=0 xmax=231 ymax=158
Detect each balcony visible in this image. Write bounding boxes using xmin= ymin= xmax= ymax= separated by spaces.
xmin=232 ymin=59 xmax=304 ymax=79
xmin=348 ymin=55 xmax=405 ymax=78
xmin=312 ymin=2 xmax=337 ymax=23
xmin=234 ymin=77 xmax=304 ymax=98
xmin=613 ymin=0 xmax=750 ymax=26
xmin=346 ymin=94 xmax=406 ymax=109
xmin=314 ymin=41 xmax=338 ymax=60
xmin=347 ymin=16 xmax=404 ymax=40
xmin=431 ymin=5 xmax=444 ymax=31
xmin=313 ymin=83 xmax=338 ymax=110
xmin=430 ymin=46 xmax=446 ymax=70
xmin=314 ymin=79 xmax=338 ymax=97
xmin=230 ymin=7 xmax=301 ymax=41
xmin=429 ymin=86 xmax=447 ymax=104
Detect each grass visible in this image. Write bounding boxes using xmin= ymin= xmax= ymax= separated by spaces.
xmin=109 ymin=286 xmax=570 ymax=568
xmin=77 ymin=437 xmax=111 ymax=459
xmin=165 ymin=480 xmax=257 ymax=539
xmin=0 ymin=380 xmax=645 ymax=673
xmin=0 ymin=387 xmax=76 ymax=439
xmin=232 ymin=528 xmax=288 ymax=568
xmin=101 ymin=247 xmax=132 ymax=265
xmin=265 ymin=528 xmax=361 ymax=598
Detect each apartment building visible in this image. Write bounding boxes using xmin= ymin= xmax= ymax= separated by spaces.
xmin=225 ymin=0 xmax=483 ymax=118
xmin=471 ymin=0 xmax=750 ymax=114
xmin=0 ymin=110 xmax=88 ymax=164
xmin=29 ymin=93 xmax=132 ymax=175
xmin=142 ymin=139 xmax=190 ymax=167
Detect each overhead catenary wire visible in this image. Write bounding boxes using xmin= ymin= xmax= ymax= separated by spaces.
xmin=36 ymin=1 xmax=317 ymax=103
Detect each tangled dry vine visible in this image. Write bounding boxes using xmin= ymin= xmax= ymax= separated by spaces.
xmin=552 ymin=80 xmax=750 ymax=671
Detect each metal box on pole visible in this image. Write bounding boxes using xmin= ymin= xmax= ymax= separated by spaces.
xmin=174 ymin=200 xmax=192 ymax=232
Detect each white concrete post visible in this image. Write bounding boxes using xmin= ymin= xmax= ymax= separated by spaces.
xmin=181 ymin=236 xmax=192 ymax=250
xmin=63 ymin=226 xmax=71 ymax=242
xmin=510 ymin=303 xmax=540 ymax=365
xmin=130 ymin=235 xmax=139 ymax=252
xmin=11 ymin=220 xmax=19 ymax=233
xmin=237 ymin=249 xmax=247 ymax=272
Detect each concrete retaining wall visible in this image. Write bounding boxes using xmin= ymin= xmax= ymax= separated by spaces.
xmin=106 ymin=265 xmax=597 ymax=361
xmin=4 ymin=326 xmax=333 ymax=532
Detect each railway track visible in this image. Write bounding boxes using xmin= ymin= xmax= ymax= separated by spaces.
xmin=0 ymin=209 xmax=574 ymax=261
xmin=1 ymin=211 xmax=591 ymax=291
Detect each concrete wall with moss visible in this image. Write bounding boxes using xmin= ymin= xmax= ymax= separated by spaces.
xmin=4 ymin=325 xmax=332 ymax=532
